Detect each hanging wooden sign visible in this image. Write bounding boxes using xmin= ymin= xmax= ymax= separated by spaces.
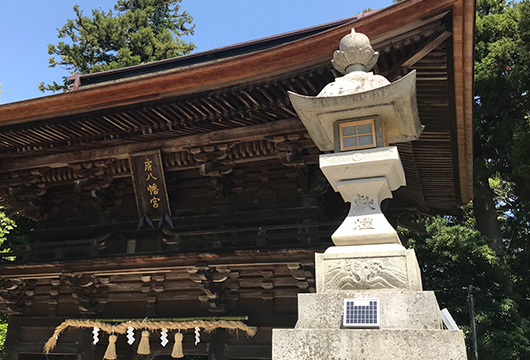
xmin=129 ymin=150 xmax=171 ymax=220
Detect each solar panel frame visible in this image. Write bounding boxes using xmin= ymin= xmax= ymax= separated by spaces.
xmin=342 ymin=298 xmax=380 ymax=328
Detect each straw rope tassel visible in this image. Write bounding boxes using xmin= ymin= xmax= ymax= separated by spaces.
xmin=171 ymin=332 xmax=184 ymax=358
xmin=104 ymin=335 xmax=118 ymax=360
xmin=137 ymin=330 xmax=151 ymax=355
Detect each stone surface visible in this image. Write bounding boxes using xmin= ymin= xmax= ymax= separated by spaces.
xmin=288 ymin=70 xmax=422 ymax=151
xmin=319 ymin=147 xmax=405 ymax=193
xmin=288 ymin=28 xmax=422 ymax=151
xmin=315 ymin=245 xmax=422 ymax=292
xmin=296 ymin=290 xmax=441 ymax=330
xmin=318 ymin=71 xmax=390 ymax=97
xmin=272 ymin=28 xmax=467 ymax=360
xmin=272 ymin=329 xmax=467 ymax=360
xmin=331 ymin=29 xmax=379 ymax=74
xmin=333 ymin=177 xmax=400 ymax=245
xmin=320 ymin=147 xmax=405 ymax=245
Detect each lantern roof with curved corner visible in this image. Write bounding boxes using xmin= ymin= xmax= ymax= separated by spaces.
xmin=288 ymin=71 xmax=423 ymax=151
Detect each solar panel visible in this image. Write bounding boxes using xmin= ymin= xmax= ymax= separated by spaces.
xmin=343 ymin=298 xmax=380 ymax=328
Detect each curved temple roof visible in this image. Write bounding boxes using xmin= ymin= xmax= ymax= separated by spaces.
xmin=0 ymin=0 xmax=474 ymax=212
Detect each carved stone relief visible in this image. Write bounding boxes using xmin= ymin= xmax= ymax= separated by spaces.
xmin=352 ymin=194 xmax=377 ymax=212
xmin=324 ymin=259 xmax=407 ymax=290
xmin=352 ymin=217 xmax=375 ymax=230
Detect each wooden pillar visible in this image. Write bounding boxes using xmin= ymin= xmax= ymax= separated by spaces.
xmin=77 ymin=327 xmax=94 ymax=360
xmin=208 ymin=328 xmax=227 ymax=360
xmin=2 ymin=316 xmax=21 ymax=360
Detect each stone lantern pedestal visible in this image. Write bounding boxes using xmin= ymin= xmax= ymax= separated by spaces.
xmin=272 ymin=147 xmax=467 ymax=358
xmin=271 ymin=29 xmax=468 ymax=360
xmin=320 ymin=146 xmax=405 ymax=246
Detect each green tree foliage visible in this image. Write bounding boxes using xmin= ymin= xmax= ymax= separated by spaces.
xmin=39 ymin=0 xmax=195 ymax=92
xmin=0 ymin=210 xmax=15 ymax=357
xmin=405 ymin=216 xmax=530 ymax=360
xmin=0 ymin=312 xmax=7 ymax=359
xmin=403 ymin=3 xmax=530 ymax=358
xmin=0 ymin=213 xmax=35 ymax=357
xmin=0 ymin=211 xmax=15 ymax=246
xmin=474 ymin=0 xmax=530 ymax=250
xmin=474 ymin=2 xmax=530 ymax=349
xmin=1 ymin=214 xmax=35 ymax=250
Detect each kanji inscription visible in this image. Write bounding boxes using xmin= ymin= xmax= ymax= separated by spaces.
xmin=129 ymin=150 xmax=171 ymax=220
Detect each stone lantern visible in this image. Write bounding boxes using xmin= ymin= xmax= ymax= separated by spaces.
xmin=272 ymin=29 xmax=468 ymax=360
xmin=288 ymin=29 xmax=422 ymax=246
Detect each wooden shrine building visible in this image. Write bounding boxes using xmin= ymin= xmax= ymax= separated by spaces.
xmin=0 ymin=0 xmax=474 ymax=358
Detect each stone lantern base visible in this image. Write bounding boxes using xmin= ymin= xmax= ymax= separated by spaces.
xmin=272 ymin=279 xmax=468 ymax=359
xmin=315 ymin=244 xmax=422 ymax=293
xmin=270 ymin=149 xmax=468 ymax=359
xmin=273 ymin=327 xmax=466 ymax=359
xmin=272 ymin=246 xmax=468 ymax=359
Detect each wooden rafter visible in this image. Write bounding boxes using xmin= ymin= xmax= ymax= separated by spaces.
xmin=401 ymin=30 xmax=453 ymax=68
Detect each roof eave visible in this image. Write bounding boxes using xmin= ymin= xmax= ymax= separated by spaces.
xmin=0 ymin=0 xmax=474 ymax=204
xmin=0 ymin=0 xmax=464 ymax=126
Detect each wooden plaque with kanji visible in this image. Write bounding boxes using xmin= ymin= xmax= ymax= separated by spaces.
xmin=129 ymin=150 xmax=171 ymax=220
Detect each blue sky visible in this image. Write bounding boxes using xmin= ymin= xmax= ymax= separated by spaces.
xmin=0 ymin=0 xmax=392 ymax=104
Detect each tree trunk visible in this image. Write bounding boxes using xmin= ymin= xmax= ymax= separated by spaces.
xmin=474 ymin=175 xmax=504 ymax=253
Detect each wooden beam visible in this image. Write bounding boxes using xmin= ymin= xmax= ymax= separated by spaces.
xmin=0 ymin=249 xmax=316 ymax=279
xmin=402 ymin=30 xmax=452 ymax=68
xmin=29 ymin=205 xmax=322 ymax=240
xmin=5 ymin=342 xmax=79 ymax=354
xmin=371 ymin=10 xmax=450 ymax=49
xmin=455 ymin=0 xmax=475 ymax=203
xmin=0 ymin=119 xmax=305 ymax=173
xmin=225 ymin=345 xmax=272 ymax=359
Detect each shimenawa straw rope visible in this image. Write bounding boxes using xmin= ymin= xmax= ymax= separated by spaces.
xmin=44 ymin=318 xmax=257 ymax=353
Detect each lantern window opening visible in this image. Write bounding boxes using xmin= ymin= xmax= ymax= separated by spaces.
xmin=338 ymin=118 xmax=377 ymax=151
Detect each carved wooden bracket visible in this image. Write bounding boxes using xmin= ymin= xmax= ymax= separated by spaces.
xmin=140 ymin=273 xmax=166 ymax=294
xmin=0 ymin=168 xmax=49 ymax=219
xmin=269 ymin=135 xmax=306 ymax=168
xmin=287 ymin=262 xmax=316 ymax=293
xmin=188 ymin=265 xmax=237 ymax=313
xmin=48 ymin=278 xmax=61 ymax=317
xmin=69 ymin=159 xmax=115 ymax=193
xmin=0 ymin=278 xmax=37 ymax=315
xmin=296 ymin=168 xmax=329 ymax=196
xmin=139 ymin=273 xmax=166 ymax=317
xmin=188 ymin=144 xmax=237 ymax=203
xmin=62 ymin=272 xmax=109 ymax=315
